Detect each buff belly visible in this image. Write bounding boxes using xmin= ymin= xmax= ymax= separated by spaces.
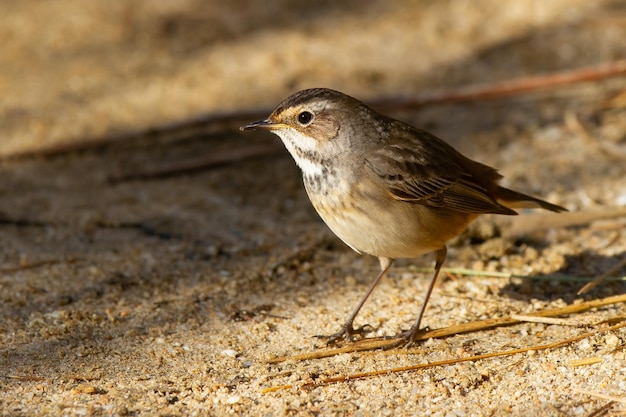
xmin=305 ymin=177 xmax=477 ymax=259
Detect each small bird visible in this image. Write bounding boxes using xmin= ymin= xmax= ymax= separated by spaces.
xmin=241 ymin=88 xmax=566 ymax=347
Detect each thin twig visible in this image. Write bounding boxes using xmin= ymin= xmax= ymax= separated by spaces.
xmin=569 ymin=357 xmax=602 ymax=367
xmin=372 ymin=59 xmax=626 ymax=110
xmin=262 ymin=320 xmax=626 ymax=392
xmin=400 ymin=265 xmax=626 ymax=284
xmin=0 ymin=258 xmax=79 ymax=274
xmin=584 ymin=401 xmax=616 ymax=417
xmin=5 ymin=60 xmax=626 ymax=161
xmin=508 ymin=208 xmax=626 ymax=237
xmin=4 ymin=375 xmax=45 ymax=382
xmin=574 ymin=389 xmax=626 ymax=405
xmin=510 ymin=315 xmax=578 ymax=326
xmin=0 ymin=217 xmax=49 ymax=228
xmin=579 ymin=257 xmax=626 ymax=295
xmin=266 ymin=293 xmax=626 ymax=363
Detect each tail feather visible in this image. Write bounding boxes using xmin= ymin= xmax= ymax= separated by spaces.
xmin=496 ymin=186 xmax=567 ymax=213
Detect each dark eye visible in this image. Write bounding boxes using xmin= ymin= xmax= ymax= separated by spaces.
xmin=298 ymin=111 xmax=313 ymax=125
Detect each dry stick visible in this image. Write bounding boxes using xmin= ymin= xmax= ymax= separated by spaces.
xmin=510 ymin=315 xmax=577 ymax=326
xmin=4 ymin=375 xmax=46 ymax=382
xmin=508 ymin=207 xmax=626 ymax=238
xmin=68 ymin=61 xmax=626 ymax=182
xmin=263 ymin=320 xmax=626 ymax=393
xmin=569 ymin=357 xmax=602 ymax=367
xmin=371 ymin=59 xmax=626 ymax=110
xmin=5 ymin=60 xmax=626 ymax=162
xmin=574 ymin=389 xmax=626 ymax=405
xmin=0 ymin=258 xmax=79 ymax=274
xmin=579 ymin=257 xmax=626 ymax=295
xmin=583 ymin=401 xmax=617 ymax=417
xmin=406 ymin=266 xmax=625 ymax=284
xmin=266 ymin=293 xmax=626 ymax=364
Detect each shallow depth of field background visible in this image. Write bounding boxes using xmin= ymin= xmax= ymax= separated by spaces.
xmin=1 ymin=1 xmax=625 ymax=415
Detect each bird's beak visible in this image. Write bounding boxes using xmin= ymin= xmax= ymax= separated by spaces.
xmin=240 ymin=119 xmax=276 ymax=131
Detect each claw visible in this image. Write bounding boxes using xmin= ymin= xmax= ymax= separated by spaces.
xmin=382 ymin=326 xmax=427 ymax=350
xmin=317 ymin=323 xmax=374 ymax=345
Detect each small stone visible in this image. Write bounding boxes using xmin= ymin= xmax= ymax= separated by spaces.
xmin=226 ymin=395 xmax=240 ymax=404
xmin=222 ymin=349 xmax=239 ymax=358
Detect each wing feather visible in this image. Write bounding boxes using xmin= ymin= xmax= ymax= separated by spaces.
xmin=364 ymin=128 xmax=517 ymax=215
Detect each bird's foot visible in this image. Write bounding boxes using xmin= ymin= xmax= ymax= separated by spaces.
xmin=383 ymin=325 xmax=427 ymax=350
xmin=317 ymin=323 xmax=374 ymax=345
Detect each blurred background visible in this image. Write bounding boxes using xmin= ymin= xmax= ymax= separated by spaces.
xmin=2 ymin=2 xmax=626 ymax=415
xmin=3 ymin=0 xmax=626 ymax=156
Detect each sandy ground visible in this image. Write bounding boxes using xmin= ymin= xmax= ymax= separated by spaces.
xmin=1 ymin=1 xmax=626 ymax=416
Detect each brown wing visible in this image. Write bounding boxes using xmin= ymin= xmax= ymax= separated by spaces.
xmin=364 ymin=128 xmax=518 ymax=215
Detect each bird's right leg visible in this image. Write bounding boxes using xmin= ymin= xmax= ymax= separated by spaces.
xmin=322 ymin=257 xmax=393 ymax=344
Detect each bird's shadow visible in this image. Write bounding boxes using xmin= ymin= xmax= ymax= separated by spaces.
xmin=500 ymin=250 xmax=626 ymax=304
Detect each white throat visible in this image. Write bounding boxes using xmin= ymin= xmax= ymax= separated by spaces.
xmin=273 ymin=129 xmax=324 ymax=177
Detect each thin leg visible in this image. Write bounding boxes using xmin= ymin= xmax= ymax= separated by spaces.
xmin=394 ymin=247 xmax=447 ymax=347
xmin=324 ymin=257 xmax=393 ymax=344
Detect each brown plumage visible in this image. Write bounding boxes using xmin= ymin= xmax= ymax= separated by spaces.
xmin=242 ymin=88 xmax=566 ymax=347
